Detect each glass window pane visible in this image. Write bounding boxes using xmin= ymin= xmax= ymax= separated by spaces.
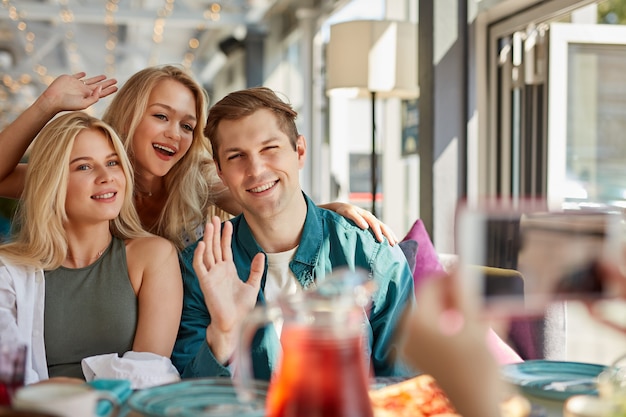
xmin=566 ymin=43 xmax=626 ymax=207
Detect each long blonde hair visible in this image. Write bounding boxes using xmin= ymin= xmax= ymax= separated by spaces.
xmin=0 ymin=111 xmax=149 ymax=269
xmin=102 ymin=65 xmax=225 ymax=249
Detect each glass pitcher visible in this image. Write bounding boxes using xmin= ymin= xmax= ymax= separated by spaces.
xmin=236 ymin=268 xmax=375 ymax=417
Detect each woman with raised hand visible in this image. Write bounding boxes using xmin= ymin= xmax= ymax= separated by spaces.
xmin=0 ymin=67 xmax=397 ymax=249
xmin=0 ymin=112 xmax=182 ymax=383
xmin=0 ymin=73 xmax=118 ymax=198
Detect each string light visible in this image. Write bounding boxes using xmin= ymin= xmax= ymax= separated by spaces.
xmin=56 ymin=0 xmax=83 ymax=75
xmin=204 ymin=3 xmax=222 ymax=21
xmin=183 ymin=3 xmax=222 ymax=71
xmin=149 ymin=0 xmax=176 ymax=66
xmin=1 ymin=0 xmax=45 ymax=80
xmin=181 ymin=31 xmax=201 ymax=70
xmin=104 ymin=0 xmax=120 ymax=77
xmin=0 ymin=0 xmax=50 ymax=124
xmin=0 ymin=0 xmax=229 ymax=125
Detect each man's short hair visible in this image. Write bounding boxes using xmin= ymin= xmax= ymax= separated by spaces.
xmin=205 ymin=87 xmax=299 ymax=168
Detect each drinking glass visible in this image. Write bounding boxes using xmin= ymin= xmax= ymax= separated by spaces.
xmin=596 ymin=353 xmax=626 ymax=416
xmin=0 ymin=341 xmax=27 ymax=406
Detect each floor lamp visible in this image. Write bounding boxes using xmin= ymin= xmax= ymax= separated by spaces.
xmin=326 ymin=20 xmax=418 ymax=217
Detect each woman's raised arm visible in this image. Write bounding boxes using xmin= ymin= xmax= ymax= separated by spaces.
xmin=0 ymin=73 xmax=117 ymax=198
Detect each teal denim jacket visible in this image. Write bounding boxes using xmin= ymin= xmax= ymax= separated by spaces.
xmin=172 ymin=193 xmax=416 ymax=380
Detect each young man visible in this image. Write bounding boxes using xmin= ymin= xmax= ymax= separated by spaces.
xmin=172 ymin=87 xmax=416 ymax=379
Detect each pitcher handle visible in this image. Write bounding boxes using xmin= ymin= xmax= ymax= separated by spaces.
xmin=234 ymin=304 xmax=282 ymax=404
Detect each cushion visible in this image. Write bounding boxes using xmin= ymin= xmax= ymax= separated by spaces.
xmin=401 ymin=219 xmax=524 ymax=365
xmin=401 ymin=219 xmax=445 ymax=289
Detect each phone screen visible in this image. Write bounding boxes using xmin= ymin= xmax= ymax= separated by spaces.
xmin=456 ymin=203 xmax=623 ymax=317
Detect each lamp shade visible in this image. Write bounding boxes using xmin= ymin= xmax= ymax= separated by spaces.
xmin=326 ymin=20 xmax=418 ymax=99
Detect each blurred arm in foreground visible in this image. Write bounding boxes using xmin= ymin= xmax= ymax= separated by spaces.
xmin=397 ymin=271 xmax=509 ymax=417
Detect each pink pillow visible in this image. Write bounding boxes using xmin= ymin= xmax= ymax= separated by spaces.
xmin=402 ymin=219 xmax=523 ymax=365
xmin=401 ymin=219 xmax=445 ymax=289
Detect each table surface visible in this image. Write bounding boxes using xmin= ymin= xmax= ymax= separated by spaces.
xmin=0 ymin=391 xmax=572 ymax=417
xmin=121 ymin=398 xmax=565 ymax=417
xmin=119 ymin=386 xmax=567 ymax=417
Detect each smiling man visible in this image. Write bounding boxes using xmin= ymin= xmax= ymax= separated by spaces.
xmin=172 ymin=87 xmax=416 ymax=379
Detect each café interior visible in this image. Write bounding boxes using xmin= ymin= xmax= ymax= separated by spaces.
xmin=3 ymin=0 xmax=626 ymax=414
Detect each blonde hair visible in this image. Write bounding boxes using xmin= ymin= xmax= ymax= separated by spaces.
xmin=0 ymin=111 xmax=149 ymax=269
xmin=102 ymin=65 xmax=227 ymax=249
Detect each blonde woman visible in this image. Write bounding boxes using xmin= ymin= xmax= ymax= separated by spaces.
xmin=0 ymin=66 xmax=398 ymax=250
xmin=0 ymin=112 xmax=182 ymax=384
xmin=101 ymin=65 xmax=218 ymax=249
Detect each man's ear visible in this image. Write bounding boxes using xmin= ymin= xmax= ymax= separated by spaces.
xmin=216 ymin=164 xmax=225 ymax=182
xmin=213 ymin=157 xmax=225 ymax=182
xmin=296 ymin=135 xmax=306 ymax=168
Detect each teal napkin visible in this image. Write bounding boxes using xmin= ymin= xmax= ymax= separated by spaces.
xmin=88 ymin=379 xmax=133 ymax=417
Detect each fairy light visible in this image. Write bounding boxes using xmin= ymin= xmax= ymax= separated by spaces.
xmin=56 ymin=0 xmax=83 ymax=74
xmin=0 ymin=0 xmax=35 ymax=125
xmin=183 ymin=3 xmax=221 ymax=71
xmin=2 ymin=2 xmax=34 ymax=60
xmin=204 ymin=3 xmax=221 ymax=21
xmin=0 ymin=1 xmax=78 ymax=127
xmin=0 ymin=0 xmax=233 ymax=126
xmin=104 ymin=0 xmax=120 ymax=76
xmin=149 ymin=0 xmax=176 ymax=66
xmin=19 ymin=73 xmax=31 ymax=84
xmin=181 ymin=32 xmax=201 ymax=70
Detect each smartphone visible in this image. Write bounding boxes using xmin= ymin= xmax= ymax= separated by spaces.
xmin=456 ymin=201 xmax=623 ymax=317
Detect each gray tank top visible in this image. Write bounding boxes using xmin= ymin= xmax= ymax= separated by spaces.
xmin=44 ymin=236 xmax=138 ymax=379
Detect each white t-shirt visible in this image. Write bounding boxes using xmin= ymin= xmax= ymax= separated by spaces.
xmin=263 ymin=246 xmax=302 ymax=304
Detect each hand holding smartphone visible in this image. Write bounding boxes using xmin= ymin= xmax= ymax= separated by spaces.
xmin=456 ymin=201 xmax=624 ymax=317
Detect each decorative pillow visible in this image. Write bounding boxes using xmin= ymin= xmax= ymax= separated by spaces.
xmin=401 ymin=219 xmax=524 ymax=364
xmin=401 ymin=219 xmax=445 ymax=289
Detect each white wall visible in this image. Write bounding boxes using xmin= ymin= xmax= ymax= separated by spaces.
xmin=328 ymin=96 xmax=372 ymax=201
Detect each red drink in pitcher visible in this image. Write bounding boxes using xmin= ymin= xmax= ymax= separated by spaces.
xmin=265 ymin=326 xmax=373 ymax=417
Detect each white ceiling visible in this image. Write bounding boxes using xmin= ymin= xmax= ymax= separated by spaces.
xmin=0 ymin=0 xmax=280 ymax=80
xmin=0 ymin=0 xmax=351 ymax=123
xmin=0 ymin=0 xmax=293 ymax=118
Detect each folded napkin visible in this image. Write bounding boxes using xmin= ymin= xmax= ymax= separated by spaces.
xmin=82 ymin=351 xmax=181 ymax=390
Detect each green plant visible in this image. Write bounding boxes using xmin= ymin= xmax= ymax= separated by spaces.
xmin=598 ymin=0 xmax=626 ymax=24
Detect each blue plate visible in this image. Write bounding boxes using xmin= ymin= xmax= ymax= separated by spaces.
xmin=501 ymin=360 xmax=608 ymax=401
xmin=127 ymin=378 xmax=268 ymax=417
